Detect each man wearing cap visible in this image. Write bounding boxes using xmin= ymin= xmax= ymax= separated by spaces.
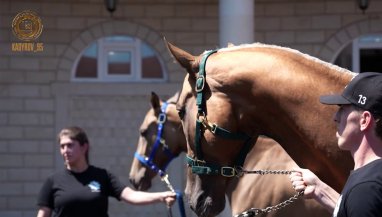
xmin=290 ymin=72 xmax=382 ymax=217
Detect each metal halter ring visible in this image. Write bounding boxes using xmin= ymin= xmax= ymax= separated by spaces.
xmin=195 ymin=75 xmax=205 ymax=92
xmin=221 ymin=167 xmax=236 ymax=177
xmin=158 ymin=113 xmax=166 ymax=124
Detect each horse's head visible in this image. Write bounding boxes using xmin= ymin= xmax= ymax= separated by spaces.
xmin=169 ymin=40 xmax=356 ymax=217
xmin=129 ymin=92 xmax=186 ymax=190
xmin=168 ymin=42 xmax=258 ymax=217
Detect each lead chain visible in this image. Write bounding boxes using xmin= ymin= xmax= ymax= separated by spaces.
xmin=235 ymin=167 xmax=293 ymax=177
xmin=234 ymin=190 xmax=304 ymax=217
xmin=161 ymin=174 xmax=175 ymax=193
xmin=233 ymin=168 xmax=304 ymax=217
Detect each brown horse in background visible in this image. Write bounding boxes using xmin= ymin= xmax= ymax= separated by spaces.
xmin=129 ymin=92 xmax=185 ymax=191
xmin=169 ymin=42 xmax=355 ymax=217
xmin=129 ymin=92 xmax=329 ymax=217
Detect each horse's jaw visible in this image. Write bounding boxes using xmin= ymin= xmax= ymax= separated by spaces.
xmin=128 ymin=167 xmax=153 ymax=191
xmin=185 ymin=173 xmax=226 ymax=217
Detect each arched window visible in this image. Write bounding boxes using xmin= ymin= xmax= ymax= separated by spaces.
xmin=72 ymin=36 xmax=166 ymax=82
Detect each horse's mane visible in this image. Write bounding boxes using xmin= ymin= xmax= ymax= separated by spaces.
xmin=203 ymin=42 xmax=356 ymax=77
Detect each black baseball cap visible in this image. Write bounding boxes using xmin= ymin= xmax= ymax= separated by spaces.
xmin=320 ymin=72 xmax=382 ymax=116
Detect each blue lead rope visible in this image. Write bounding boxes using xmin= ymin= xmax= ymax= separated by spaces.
xmin=176 ymin=190 xmax=186 ymax=217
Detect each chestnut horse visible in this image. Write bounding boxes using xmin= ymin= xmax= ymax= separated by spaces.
xmin=129 ymin=92 xmax=185 ymax=191
xmin=169 ymin=42 xmax=355 ymax=217
xmin=129 ymin=92 xmax=329 ymax=217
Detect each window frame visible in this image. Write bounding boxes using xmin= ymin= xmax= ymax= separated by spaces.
xmin=352 ymin=35 xmax=382 ymax=73
xmin=71 ymin=36 xmax=166 ymax=83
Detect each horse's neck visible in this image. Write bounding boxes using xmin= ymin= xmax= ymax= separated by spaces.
xmin=215 ymin=52 xmax=355 ymax=190
xmin=224 ymin=55 xmax=352 ymax=144
xmin=257 ymin=70 xmax=350 ymax=145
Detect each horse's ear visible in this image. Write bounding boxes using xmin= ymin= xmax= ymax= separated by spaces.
xmin=166 ymin=41 xmax=197 ymax=80
xmin=150 ymin=92 xmax=161 ymax=113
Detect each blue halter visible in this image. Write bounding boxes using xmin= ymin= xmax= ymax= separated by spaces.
xmin=134 ymin=102 xmax=186 ymax=217
xmin=134 ymin=102 xmax=176 ymax=177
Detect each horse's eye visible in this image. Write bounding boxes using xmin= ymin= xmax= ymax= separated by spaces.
xmin=177 ymin=108 xmax=185 ymax=120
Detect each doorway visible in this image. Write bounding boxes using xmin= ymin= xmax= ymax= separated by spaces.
xmin=335 ymin=34 xmax=382 ymax=73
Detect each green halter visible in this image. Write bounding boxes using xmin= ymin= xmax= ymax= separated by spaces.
xmin=186 ymin=49 xmax=253 ymax=177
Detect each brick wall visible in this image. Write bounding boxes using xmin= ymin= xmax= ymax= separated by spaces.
xmin=0 ymin=0 xmax=381 ymax=216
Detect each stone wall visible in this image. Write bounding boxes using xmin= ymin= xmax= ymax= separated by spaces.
xmin=0 ymin=0 xmax=381 ymax=216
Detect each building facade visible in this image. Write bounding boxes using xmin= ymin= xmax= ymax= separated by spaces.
xmin=0 ymin=0 xmax=381 ymax=216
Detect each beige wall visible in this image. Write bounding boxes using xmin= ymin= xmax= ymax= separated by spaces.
xmin=0 ymin=0 xmax=381 ymax=216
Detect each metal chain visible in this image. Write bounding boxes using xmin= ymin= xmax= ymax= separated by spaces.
xmin=161 ymin=174 xmax=176 ymax=193
xmin=162 ymin=168 xmax=304 ymax=217
xmin=161 ymin=174 xmax=175 ymax=217
xmin=235 ymin=167 xmax=293 ymax=177
xmin=234 ymin=190 xmax=304 ymax=217
xmin=233 ymin=168 xmax=304 ymax=217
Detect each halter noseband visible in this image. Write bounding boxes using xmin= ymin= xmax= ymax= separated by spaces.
xmin=186 ymin=49 xmax=253 ymax=177
xmin=134 ymin=102 xmax=176 ymax=177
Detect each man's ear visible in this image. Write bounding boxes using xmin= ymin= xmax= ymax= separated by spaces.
xmin=360 ymin=111 xmax=372 ymax=131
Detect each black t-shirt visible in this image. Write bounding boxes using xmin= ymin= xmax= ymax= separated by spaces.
xmin=333 ymin=159 xmax=382 ymax=217
xmin=37 ymin=165 xmax=126 ymax=217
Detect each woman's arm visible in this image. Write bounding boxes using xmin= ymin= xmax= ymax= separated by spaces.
xmin=36 ymin=207 xmax=52 ymax=217
xmin=120 ymin=187 xmax=176 ymax=206
xmin=290 ymin=168 xmax=340 ymax=213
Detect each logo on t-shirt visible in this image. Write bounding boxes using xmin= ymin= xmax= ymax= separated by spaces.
xmin=88 ymin=181 xmax=101 ymax=192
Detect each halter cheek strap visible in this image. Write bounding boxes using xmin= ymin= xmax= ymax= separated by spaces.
xmin=187 ymin=49 xmax=253 ymax=177
xmin=195 ymin=49 xmax=218 ymax=160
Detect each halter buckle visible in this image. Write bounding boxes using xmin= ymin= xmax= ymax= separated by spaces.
xmin=195 ymin=75 xmax=205 ymax=92
xmin=158 ymin=113 xmax=166 ymax=124
xmin=211 ymin=123 xmax=217 ymax=134
xmin=194 ymin=158 xmax=206 ymax=166
xmin=221 ymin=167 xmax=236 ymax=177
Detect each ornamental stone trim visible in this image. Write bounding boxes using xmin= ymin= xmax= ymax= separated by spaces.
xmin=318 ymin=17 xmax=382 ymax=62
xmin=57 ymin=20 xmax=174 ymax=82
